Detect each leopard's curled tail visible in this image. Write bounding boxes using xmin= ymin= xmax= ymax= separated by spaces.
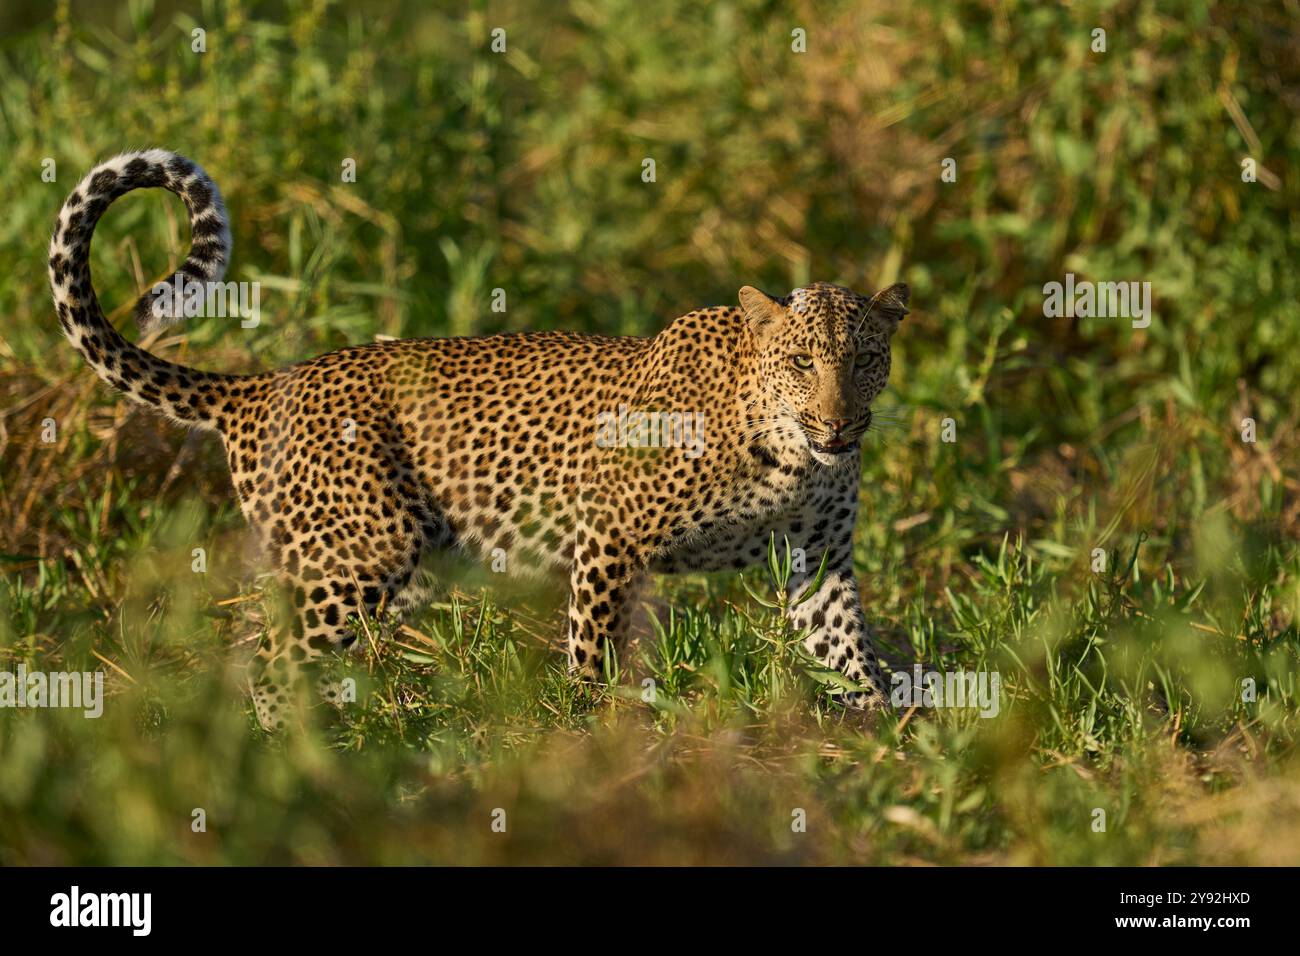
xmin=48 ymin=150 xmax=237 ymax=430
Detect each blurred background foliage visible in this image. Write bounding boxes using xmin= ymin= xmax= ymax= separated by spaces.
xmin=0 ymin=0 xmax=1297 ymax=864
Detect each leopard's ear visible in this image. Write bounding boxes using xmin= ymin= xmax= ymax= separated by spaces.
xmin=738 ymin=286 xmax=784 ymax=338
xmin=867 ymin=282 xmax=910 ymax=332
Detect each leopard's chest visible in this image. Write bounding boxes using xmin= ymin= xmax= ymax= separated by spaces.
xmin=649 ymin=441 xmax=857 ymax=573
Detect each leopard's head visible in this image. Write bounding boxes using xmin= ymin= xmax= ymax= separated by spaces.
xmin=739 ymin=280 xmax=908 ymax=466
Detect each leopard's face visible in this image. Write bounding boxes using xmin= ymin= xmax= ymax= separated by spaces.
xmin=741 ymin=281 xmax=908 ymax=466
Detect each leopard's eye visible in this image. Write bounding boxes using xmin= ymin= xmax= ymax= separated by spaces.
xmin=790 ymin=354 xmax=814 ymax=372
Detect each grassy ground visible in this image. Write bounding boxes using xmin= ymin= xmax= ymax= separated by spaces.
xmin=1 ymin=0 xmax=1298 ymax=864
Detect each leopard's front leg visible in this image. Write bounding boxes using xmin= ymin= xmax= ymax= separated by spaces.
xmin=788 ymin=552 xmax=891 ymax=711
xmin=566 ymin=511 xmax=646 ymax=680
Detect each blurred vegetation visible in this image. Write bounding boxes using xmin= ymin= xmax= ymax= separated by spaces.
xmin=0 ymin=0 xmax=1298 ymax=864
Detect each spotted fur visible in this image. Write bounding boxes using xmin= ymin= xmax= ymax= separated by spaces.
xmin=49 ymin=150 xmax=909 ymax=729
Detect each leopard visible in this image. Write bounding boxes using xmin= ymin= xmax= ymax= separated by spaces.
xmin=47 ymin=149 xmax=909 ymax=730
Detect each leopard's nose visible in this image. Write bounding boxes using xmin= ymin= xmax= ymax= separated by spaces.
xmin=823 ymin=418 xmax=850 ymax=435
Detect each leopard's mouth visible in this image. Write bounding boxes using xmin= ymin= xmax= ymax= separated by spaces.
xmin=807 ymin=436 xmax=859 ymax=457
xmin=798 ymin=412 xmax=870 ymax=459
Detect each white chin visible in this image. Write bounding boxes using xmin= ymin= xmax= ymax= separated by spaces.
xmin=810 ymin=449 xmax=843 ymax=467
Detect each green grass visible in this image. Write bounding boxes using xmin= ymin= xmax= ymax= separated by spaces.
xmin=1 ymin=0 xmax=1298 ymax=865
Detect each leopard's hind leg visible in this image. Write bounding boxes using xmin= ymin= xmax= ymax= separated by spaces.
xmin=246 ymin=498 xmax=453 ymax=731
xmin=224 ymin=396 xmax=455 ymax=729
